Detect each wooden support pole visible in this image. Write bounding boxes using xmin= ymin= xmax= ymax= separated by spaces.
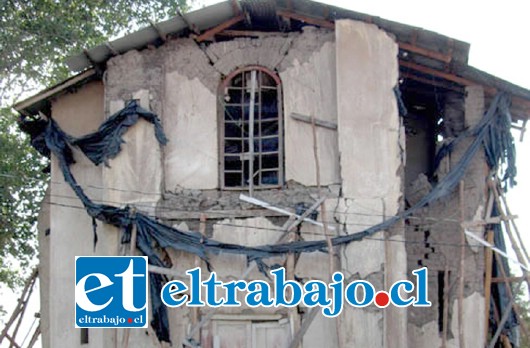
xmin=183 ymin=201 xmax=328 ymax=346
xmin=269 ymin=197 xmax=328 ymax=253
xmin=501 ymin=334 xmax=513 ymax=348
xmin=310 ymin=113 xmax=340 ymax=347
xmin=286 ymin=231 xmax=300 ymax=348
xmin=121 ymin=208 xmax=137 ymax=348
xmin=442 ymin=265 xmax=449 ymax=348
xmin=498 ymin=191 xmax=530 ymax=265
xmin=290 ymin=112 xmax=338 ymax=130
xmin=493 ymin=182 xmax=529 ymax=267
xmin=488 ymin=299 xmax=515 ymax=348
xmin=0 ymin=268 xmax=37 ymax=346
xmin=129 ymin=220 xmax=137 ymax=256
xmin=493 ymin=252 xmax=529 ymax=338
xmin=484 ymin=230 xmax=494 ymax=340
xmin=239 ymin=194 xmax=335 ymax=231
xmin=9 ymin=276 xmax=36 ymax=348
xmin=491 ymin=181 xmax=530 ymax=297
xmin=491 ymin=276 xmax=530 ymax=283
xmin=190 ymin=215 xmax=206 ymax=344
xmin=458 ymin=181 xmax=466 ymax=348
xmin=310 ymin=114 xmax=335 ymax=275
xmin=288 ymin=307 xmax=319 ymax=348
xmin=3 ymin=335 xmax=21 ymax=348
xmin=26 ymin=323 xmax=40 ymax=348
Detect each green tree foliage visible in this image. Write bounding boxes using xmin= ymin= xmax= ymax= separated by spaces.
xmin=0 ymin=115 xmax=46 ymax=288
xmin=0 ymin=0 xmax=190 ymax=288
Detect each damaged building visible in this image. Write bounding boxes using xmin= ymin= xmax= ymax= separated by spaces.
xmin=11 ymin=0 xmax=530 ymax=347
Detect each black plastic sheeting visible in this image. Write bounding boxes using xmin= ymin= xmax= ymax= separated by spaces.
xmin=434 ymin=93 xmax=517 ymax=189
xmin=28 ymin=94 xmax=514 ymax=343
xmin=394 ymin=85 xmax=408 ymax=117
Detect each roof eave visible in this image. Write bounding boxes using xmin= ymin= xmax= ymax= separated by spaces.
xmin=13 ymin=69 xmax=98 ymax=116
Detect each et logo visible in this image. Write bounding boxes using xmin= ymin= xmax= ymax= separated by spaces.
xmin=75 ymin=256 xmax=148 ymax=328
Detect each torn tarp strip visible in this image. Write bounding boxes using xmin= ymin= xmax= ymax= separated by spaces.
xmin=38 ymin=93 xmax=513 ymax=343
xmin=394 ymin=85 xmax=408 ymax=117
xmin=70 ymin=100 xmax=168 ymax=166
xmin=434 ymin=93 xmax=516 ymax=188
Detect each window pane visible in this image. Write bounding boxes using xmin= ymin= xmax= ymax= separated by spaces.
xmin=261 ymin=171 xmax=278 ymax=185
xmin=260 ymin=72 xmax=276 ymax=87
xmin=225 ymin=156 xmax=242 ymax=170
xmin=261 ymin=90 xmax=278 ymax=119
xmin=261 ymin=154 xmax=279 ymax=169
xmin=222 ymin=69 xmax=282 ymax=188
xmin=225 ymin=172 xmax=242 ymax=187
xmin=225 ymin=122 xmax=243 ymax=138
xmin=261 ymin=121 xmax=278 ymax=136
xmin=261 ymin=137 xmax=278 ymax=152
xmin=225 ymin=140 xmax=242 ymax=154
xmin=224 ymin=87 xmax=243 ymax=104
xmin=225 ymin=105 xmax=242 ymax=121
xmin=230 ymin=74 xmax=243 ymax=87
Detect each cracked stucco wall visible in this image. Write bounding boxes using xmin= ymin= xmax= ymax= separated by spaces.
xmin=334 ymin=19 xmax=406 ymax=348
xmin=47 ymin=18 xmax=408 ymax=348
xmin=48 ymin=81 xmax=120 ymax=348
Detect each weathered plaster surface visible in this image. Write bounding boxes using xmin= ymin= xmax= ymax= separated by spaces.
xmin=49 ymin=81 xmax=115 ymax=347
xmin=36 ymin=15 xmax=486 ymax=347
xmin=281 ymin=39 xmax=340 ymax=186
xmin=408 ymin=292 xmax=485 ymax=348
xmin=163 ymin=71 xmax=218 ymax=190
xmin=37 ymin=187 xmax=50 ymax=348
xmin=335 ymin=19 xmax=405 ymax=348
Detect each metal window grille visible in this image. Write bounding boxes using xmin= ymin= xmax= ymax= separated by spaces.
xmin=220 ymin=67 xmax=283 ymax=192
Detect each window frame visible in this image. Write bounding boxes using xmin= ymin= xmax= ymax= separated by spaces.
xmin=218 ymin=66 xmax=284 ymax=191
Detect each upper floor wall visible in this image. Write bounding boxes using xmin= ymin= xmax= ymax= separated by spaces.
xmin=104 ymin=26 xmax=343 ymax=193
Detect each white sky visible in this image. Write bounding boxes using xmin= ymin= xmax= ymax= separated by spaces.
xmin=2 ymin=1 xmax=529 ymax=346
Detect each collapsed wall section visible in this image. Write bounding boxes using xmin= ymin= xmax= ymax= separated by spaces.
xmin=404 ymin=86 xmax=487 ymax=347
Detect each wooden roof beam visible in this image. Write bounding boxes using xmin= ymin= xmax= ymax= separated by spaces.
xmin=276 ymin=10 xmax=335 ymax=29
xmin=218 ymin=30 xmax=271 ymax=38
xmin=195 ymin=14 xmax=245 ymax=42
xmin=276 ymin=11 xmax=452 ymax=64
xmin=399 ymin=42 xmax=452 ymax=64
xmin=400 ymin=71 xmax=464 ymax=93
xmin=399 ymin=59 xmax=530 ymax=114
xmin=400 ymin=59 xmax=475 ymax=87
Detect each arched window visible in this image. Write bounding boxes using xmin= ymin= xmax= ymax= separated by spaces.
xmin=220 ymin=67 xmax=283 ymax=190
